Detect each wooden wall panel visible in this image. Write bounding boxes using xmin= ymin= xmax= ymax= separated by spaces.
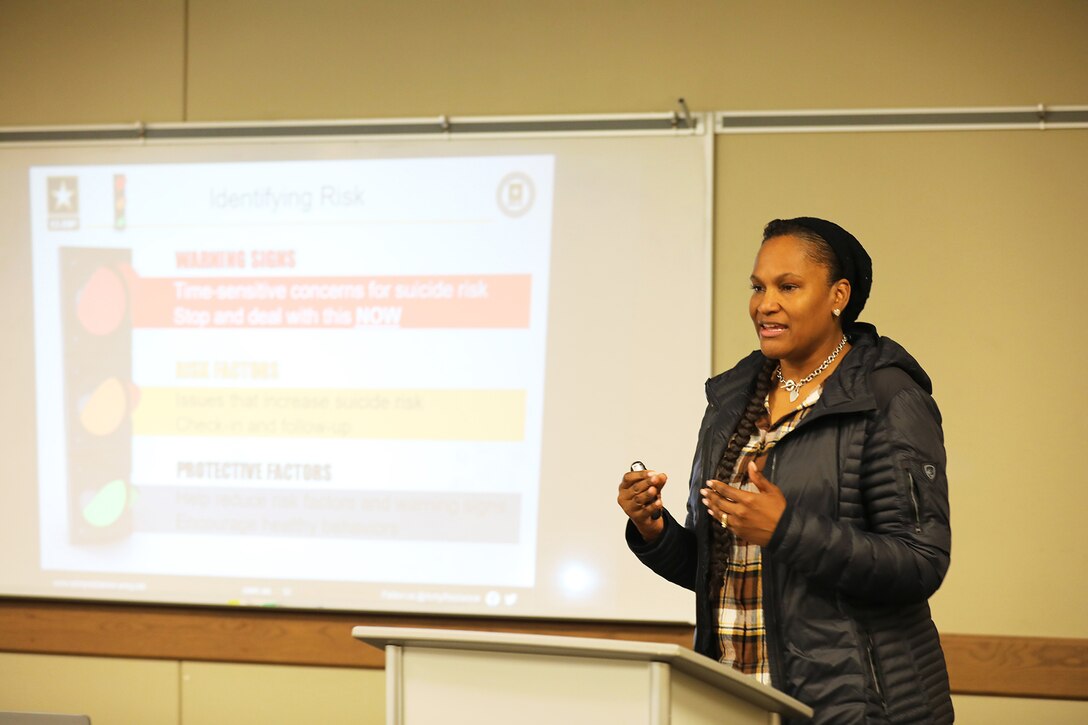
xmin=0 ymin=598 xmax=692 ymax=668
xmin=942 ymin=633 xmax=1088 ymax=701
xmin=2 ymin=599 xmax=1085 ymax=700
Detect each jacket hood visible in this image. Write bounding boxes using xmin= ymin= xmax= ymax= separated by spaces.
xmin=847 ymin=322 xmax=933 ymax=395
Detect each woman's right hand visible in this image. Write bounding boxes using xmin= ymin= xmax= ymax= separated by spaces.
xmin=617 ymin=469 xmax=668 ymax=543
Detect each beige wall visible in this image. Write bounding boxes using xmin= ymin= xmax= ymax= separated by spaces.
xmin=4 ymin=0 xmax=1086 ymax=123
xmin=0 ymin=653 xmax=383 ymax=725
xmin=713 ymin=129 xmax=1088 ymax=640
xmin=2 ymin=0 xmax=1086 ymax=720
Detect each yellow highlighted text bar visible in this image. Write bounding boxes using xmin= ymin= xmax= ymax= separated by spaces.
xmin=132 ymin=388 xmax=525 ymax=441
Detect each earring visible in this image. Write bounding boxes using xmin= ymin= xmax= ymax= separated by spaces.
xmin=832 ymin=309 xmax=841 ymax=318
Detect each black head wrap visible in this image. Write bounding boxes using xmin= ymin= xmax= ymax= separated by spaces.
xmin=775 ymin=216 xmax=872 ymax=325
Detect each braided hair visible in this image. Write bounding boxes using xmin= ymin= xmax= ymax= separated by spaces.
xmin=707 ymin=355 xmax=777 ymax=593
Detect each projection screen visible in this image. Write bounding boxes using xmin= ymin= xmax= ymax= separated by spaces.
xmin=0 ymin=118 xmax=711 ymax=623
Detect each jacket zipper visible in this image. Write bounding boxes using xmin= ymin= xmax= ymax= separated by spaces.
xmin=906 ymin=471 xmax=922 ymax=533
xmin=865 ymin=632 xmax=888 ymax=710
xmin=762 ymin=452 xmax=787 ymax=692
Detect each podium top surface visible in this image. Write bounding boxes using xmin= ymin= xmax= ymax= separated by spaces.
xmin=353 ymin=625 xmax=812 ymax=719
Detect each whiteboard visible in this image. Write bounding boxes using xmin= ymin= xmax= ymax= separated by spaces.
xmin=0 ymin=115 xmax=711 ymax=623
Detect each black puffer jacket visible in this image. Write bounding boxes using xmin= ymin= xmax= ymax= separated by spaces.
xmin=627 ymin=324 xmax=953 ymax=723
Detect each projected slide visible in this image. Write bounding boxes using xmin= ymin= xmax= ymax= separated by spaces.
xmin=7 ymin=131 xmax=708 ymax=621
xmin=31 ymin=156 xmax=554 ymax=600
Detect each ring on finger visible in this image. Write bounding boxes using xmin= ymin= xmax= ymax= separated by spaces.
xmin=720 ymin=512 xmax=729 ymax=529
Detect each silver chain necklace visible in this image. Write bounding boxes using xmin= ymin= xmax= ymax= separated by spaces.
xmin=775 ymin=334 xmax=848 ymax=403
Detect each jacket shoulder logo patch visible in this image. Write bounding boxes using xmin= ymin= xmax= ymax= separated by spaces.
xmin=923 ymin=464 xmax=937 ymax=480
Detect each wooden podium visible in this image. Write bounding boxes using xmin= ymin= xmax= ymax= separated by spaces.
xmin=354 ymin=626 xmax=812 ymax=725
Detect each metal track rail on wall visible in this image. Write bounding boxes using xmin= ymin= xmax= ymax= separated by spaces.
xmin=0 ymin=113 xmax=703 ymax=145
xmin=7 ymin=105 xmax=1084 ymax=144
xmin=717 ymin=105 xmax=1088 ymax=134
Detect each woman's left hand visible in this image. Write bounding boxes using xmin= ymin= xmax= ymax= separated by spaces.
xmin=701 ymin=461 xmax=787 ymax=547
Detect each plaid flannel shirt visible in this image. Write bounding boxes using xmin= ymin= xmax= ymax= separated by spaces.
xmin=714 ymin=386 xmax=821 ymax=684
